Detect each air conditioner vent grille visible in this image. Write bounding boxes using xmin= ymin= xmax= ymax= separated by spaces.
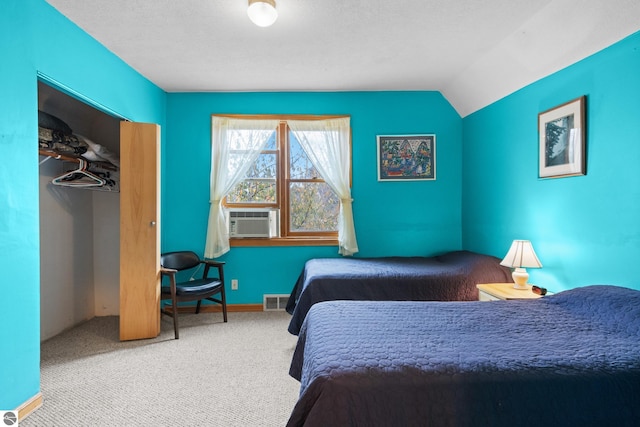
xmin=229 ymin=211 xmax=270 ymax=219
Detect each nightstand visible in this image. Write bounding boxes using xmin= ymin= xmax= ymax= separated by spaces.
xmin=476 ymin=283 xmax=543 ymax=301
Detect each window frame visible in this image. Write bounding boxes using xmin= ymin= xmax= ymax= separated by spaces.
xmin=217 ymin=114 xmax=351 ymax=247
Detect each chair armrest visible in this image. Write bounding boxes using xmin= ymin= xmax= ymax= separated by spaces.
xmin=160 ymin=267 xmax=178 ymax=276
xmin=201 ymin=260 xmax=225 ymax=283
xmin=160 ymin=267 xmax=179 ymax=298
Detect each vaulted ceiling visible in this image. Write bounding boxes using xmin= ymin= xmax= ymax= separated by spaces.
xmin=45 ymin=0 xmax=640 ymax=116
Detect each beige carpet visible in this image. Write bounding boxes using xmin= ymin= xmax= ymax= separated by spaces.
xmin=22 ymin=311 xmax=301 ymax=426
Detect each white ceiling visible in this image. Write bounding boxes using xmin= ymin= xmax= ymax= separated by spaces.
xmin=45 ymin=0 xmax=640 ymax=117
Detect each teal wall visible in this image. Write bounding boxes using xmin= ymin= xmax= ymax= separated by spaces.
xmin=5 ymin=0 xmax=638 ymax=414
xmin=0 ymin=0 xmax=166 ymax=411
xmin=164 ymin=92 xmax=463 ymax=304
xmin=462 ymin=30 xmax=640 ymax=293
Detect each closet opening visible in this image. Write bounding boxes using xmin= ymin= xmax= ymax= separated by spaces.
xmin=38 ymin=80 xmax=122 ymax=341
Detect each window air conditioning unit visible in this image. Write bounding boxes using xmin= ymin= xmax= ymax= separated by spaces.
xmin=226 ymin=209 xmax=279 ymax=238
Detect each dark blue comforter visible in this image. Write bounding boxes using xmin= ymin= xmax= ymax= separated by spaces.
xmin=286 ymin=250 xmax=512 ymax=334
xmin=287 ymin=285 xmax=640 ymax=426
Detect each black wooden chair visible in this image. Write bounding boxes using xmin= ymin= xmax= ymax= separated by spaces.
xmin=160 ymin=251 xmax=227 ymax=339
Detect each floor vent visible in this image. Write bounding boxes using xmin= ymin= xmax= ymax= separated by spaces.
xmin=263 ymin=294 xmax=289 ymax=311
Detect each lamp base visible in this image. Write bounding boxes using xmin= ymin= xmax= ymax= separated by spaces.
xmin=511 ymin=267 xmax=529 ymax=290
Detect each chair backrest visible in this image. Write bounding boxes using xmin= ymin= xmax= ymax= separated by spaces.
xmin=161 ymin=251 xmax=201 ymax=271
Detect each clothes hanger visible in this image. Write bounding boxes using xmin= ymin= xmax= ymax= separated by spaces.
xmin=51 ymin=158 xmax=106 ymax=188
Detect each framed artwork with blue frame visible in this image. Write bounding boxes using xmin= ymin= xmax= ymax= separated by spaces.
xmin=377 ymin=134 xmax=436 ymax=181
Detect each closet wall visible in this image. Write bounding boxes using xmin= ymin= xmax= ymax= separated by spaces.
xmin=38 ymin=81 xmax=121 ymax=341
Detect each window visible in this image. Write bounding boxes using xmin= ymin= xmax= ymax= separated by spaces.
xmin=224 ymin=119 xmax=343 ymax=242
xmin=205 ymin=114 xmax=357 ymax=258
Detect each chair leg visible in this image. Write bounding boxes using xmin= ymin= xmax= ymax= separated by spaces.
xmin=196 ymin=300 xmax=202 ymax=314
xmin=221 ymin=287 xmax=228 ymax=323
xmin=172 ymin=298 xmax=180 ymax=340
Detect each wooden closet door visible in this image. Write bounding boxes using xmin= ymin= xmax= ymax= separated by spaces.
xmin=119 ymin=122 xmax=160 ymax=341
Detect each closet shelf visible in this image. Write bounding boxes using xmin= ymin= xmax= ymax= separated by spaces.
xmin=39 ymin=148 xmax=81 ymax=163
xmin=39 ymin=149 xmax=118 ymax=171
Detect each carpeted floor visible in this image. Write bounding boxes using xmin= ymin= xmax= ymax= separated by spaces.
xmin=22 ymin=311 xmax=301 ymax=426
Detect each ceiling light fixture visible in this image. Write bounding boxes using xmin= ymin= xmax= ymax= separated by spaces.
xmin=247 ymin=0 xmax=278 ymax=27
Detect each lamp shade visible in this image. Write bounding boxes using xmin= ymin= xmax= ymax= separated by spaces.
xmin=500 ymin=240 xmax=542 ymax=268
xmin=248 ymin=0 xmax=278 ymax=27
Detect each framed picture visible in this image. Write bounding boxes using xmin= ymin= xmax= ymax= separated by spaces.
xmin=377 ymin=134 xmax=436 ymax=181
xmin=538 ymin=96 xmax=586 ymax=178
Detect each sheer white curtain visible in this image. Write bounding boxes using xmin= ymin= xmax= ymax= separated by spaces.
xmin=288 ymin=117 xmax=359 ymax=256
xmin=204 ymin=116 xmax=279 ymax=258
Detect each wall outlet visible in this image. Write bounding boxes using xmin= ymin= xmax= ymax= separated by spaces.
xmin=231 ymin=279 xmax=238 ymax=290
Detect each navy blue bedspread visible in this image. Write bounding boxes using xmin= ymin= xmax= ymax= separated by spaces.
xmin=286 ymin=250 xmax=512 ymax=335
xmin=287 ymin=285 xmax=640 ymax=427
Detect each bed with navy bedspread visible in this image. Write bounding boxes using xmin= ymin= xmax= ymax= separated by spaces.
xmin=286 ymin=250 xmax=512 ymax=335
xmin=287 ymin=285 xmax=640 ymax=426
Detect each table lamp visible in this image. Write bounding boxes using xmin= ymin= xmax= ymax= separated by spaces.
xmin=500 ymin=240 xmax=542 ymax=289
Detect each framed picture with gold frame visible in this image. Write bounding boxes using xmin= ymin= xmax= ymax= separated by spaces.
xmin=538 ymin=96 xmax=586 ymax=178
